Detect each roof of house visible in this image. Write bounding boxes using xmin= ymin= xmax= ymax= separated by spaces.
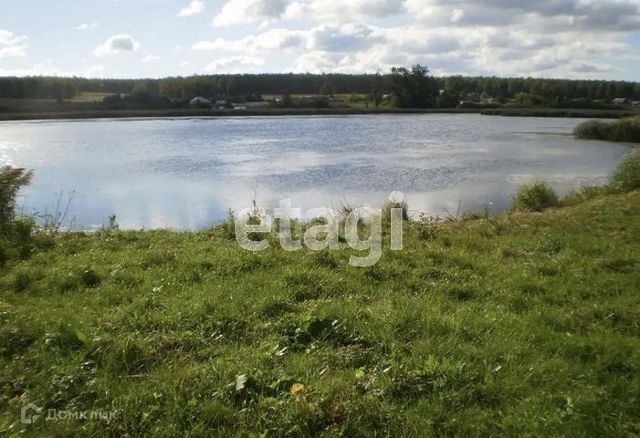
xmin=189 ymin=96 xmax=211 ymax=105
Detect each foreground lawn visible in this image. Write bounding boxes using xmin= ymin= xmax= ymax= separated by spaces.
xmin=1 ymin=193 xmax=639 ymax=436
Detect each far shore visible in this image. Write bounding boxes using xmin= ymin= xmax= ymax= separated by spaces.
xmin=0 ymin=107 xmax=638 ymax=122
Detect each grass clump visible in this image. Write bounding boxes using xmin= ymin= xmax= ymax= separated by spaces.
xmin=562 ymin=185 xmax=612 ymax=206
xmin=574 ymin=120 xmax=612 ymax=140
xmin=0 ymin=166 xmax=33 ymax=224
xmin=0 ymin=167 xmax=40 ymax=265
xmin=610 ymin=150 xmax=640 ymax=192
xmin=510 ymin=181 xmax=560 ymax=212
xmin=562 ymin=150 xmax=640 ymax=206
xmin=382 ymin=198 xmax=410 ymax=222
xmin=574 ymin=117 xmax=640 ymax=142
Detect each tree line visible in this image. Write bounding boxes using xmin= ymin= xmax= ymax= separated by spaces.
xmin=0 ymin=67 xmax=639 ymax=107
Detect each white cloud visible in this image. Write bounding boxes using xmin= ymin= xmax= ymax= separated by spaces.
xmin=0 ymin=62 xmax=74 ymax=77
xmin=292 ymin=0 xmax=406 ymax=23
xmin=193 ymin=28 xmax=305 ymax=52
xmin=76 ymin=23 xmax=99 ymax=31
xmin=191 ymin=0 xmax=640 ymax=79
xmin=450 ymin=9 xmax=465 ymax=22
xmin=570 ymin=62 xmax=616 ymax=74
xmin=206 ymin=56 xmax=266 ymax=72
xmin=284 ymin=22 xmax=639 ymax=78
xmin=452 ymin=28 xmax=634 ymax=78
xmin=142 ymin=54 xmax=160 ymax=63
xmin=213 ymin=0 xmax=289 ymax=26
xmin=0 ymin=29 xmax=27 ymax=59
xmin=307 ymin=24 xmax=385 ymax=51
xmin=295 ymin=51 xmax=339 ymax=72
xmin=193 ymin=24 xmax=385 ymax=54
xmin=94 ymin=34 xmax=140 ymax=57
xmin=193 ymin=25 xmax=463 ymax=73
xmin=177 ymin=0 xmax=206 ymax=17
xmin=85 ymin=65 xmax=105 ymax=77
xmin=0 ymin=45 xmax=27 ymax=59
xmin=404 ymin=0 xmax=640 ymax=31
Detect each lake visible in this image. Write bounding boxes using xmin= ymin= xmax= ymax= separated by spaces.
xmin=0 ymin=114 xmax=632 ymax=230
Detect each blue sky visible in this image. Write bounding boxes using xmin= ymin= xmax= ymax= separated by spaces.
xmin=1 ymin=0 xmax=640 ymax=79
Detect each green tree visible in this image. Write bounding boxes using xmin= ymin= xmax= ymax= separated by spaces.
xmin=369 ymin=70 xmax=385 ymax=108
xmin=437 ymin=91 xmax=460 ymax=108
xmin=225 ymin=77 xmax=241 ymax=96
xmin=280 ymin=92 xmax=293 ymax=108
xmin=444 ymin=76 xmax=465 ymax=97
xmin=515 ymin=92 xmax=542 ymax=106
xmin=319 ymin=82 xmax=336 ymax=97
xmin=389 ymin=65 xmax=437 ymax=108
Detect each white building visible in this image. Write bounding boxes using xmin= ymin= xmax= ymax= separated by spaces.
xmin=189 ymin=96 xmax=212 ymax=107
xmin=214 ymin=100 xmax=229 ymax=109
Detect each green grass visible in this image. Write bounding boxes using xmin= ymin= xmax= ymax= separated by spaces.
xmin=1 ymin=190 xmax=639 ymax=436
xmin=611 ymin=150 xmax=640 ymax=191
xmin=484 ymin=108 xmax=639 ymax=119
xmin=511 ymin=181 xmax=560 ymax=212
xmin=574 ymin=117 xmax=640 ymax=142
xmin=69 ymin=92 xmax=113 ymax=103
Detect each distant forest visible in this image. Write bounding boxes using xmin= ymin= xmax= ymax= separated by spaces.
xmin=1 ymin=66 xmax=639 ymax=108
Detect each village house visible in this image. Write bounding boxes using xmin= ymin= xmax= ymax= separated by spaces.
xmin=214 ymin=99 xmax=230 ymax=109
xmin=188 ymin=96 xmax=212 ymax=107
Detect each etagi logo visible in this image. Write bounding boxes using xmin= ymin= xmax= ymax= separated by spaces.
xmin=234 ymin=193 xmax=406 ymax=267
xmin=21 ymin=403 xmax=42 ymax=425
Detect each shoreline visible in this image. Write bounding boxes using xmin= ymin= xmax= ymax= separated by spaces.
xmin=0 ymin=107 xmax=637 ymax=122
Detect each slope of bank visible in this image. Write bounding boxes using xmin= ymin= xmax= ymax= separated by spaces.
xmin=1 ymin=191 xmax=639 ymax=436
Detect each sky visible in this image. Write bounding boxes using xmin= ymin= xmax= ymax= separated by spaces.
xmin=1 ymin=0 xmax=640 ymax=80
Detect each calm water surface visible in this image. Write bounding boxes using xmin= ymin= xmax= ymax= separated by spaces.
xmin=0 ymin=114 xmax=632 ymax=230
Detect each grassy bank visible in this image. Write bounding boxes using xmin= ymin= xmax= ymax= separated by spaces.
xmin=574 ymin=117 xmax=640 ymax=143
xmin=1 ymin=176 xmax=640 ymax=435
xmin=482 ymin=107 xmax=639 ymax=119
xmin=0 ymin=106 xmax=638 ymax=122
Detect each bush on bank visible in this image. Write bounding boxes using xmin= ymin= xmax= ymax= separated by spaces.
xmin=610 ymin=150 xmax=640 ymax=192
xmin=574 ymin=117 xmax=640 ymax=143
xmin=510 ymin=181 xmax=560 ymax=212
xmin=0 ymin=166 xmax=36 ymax=265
